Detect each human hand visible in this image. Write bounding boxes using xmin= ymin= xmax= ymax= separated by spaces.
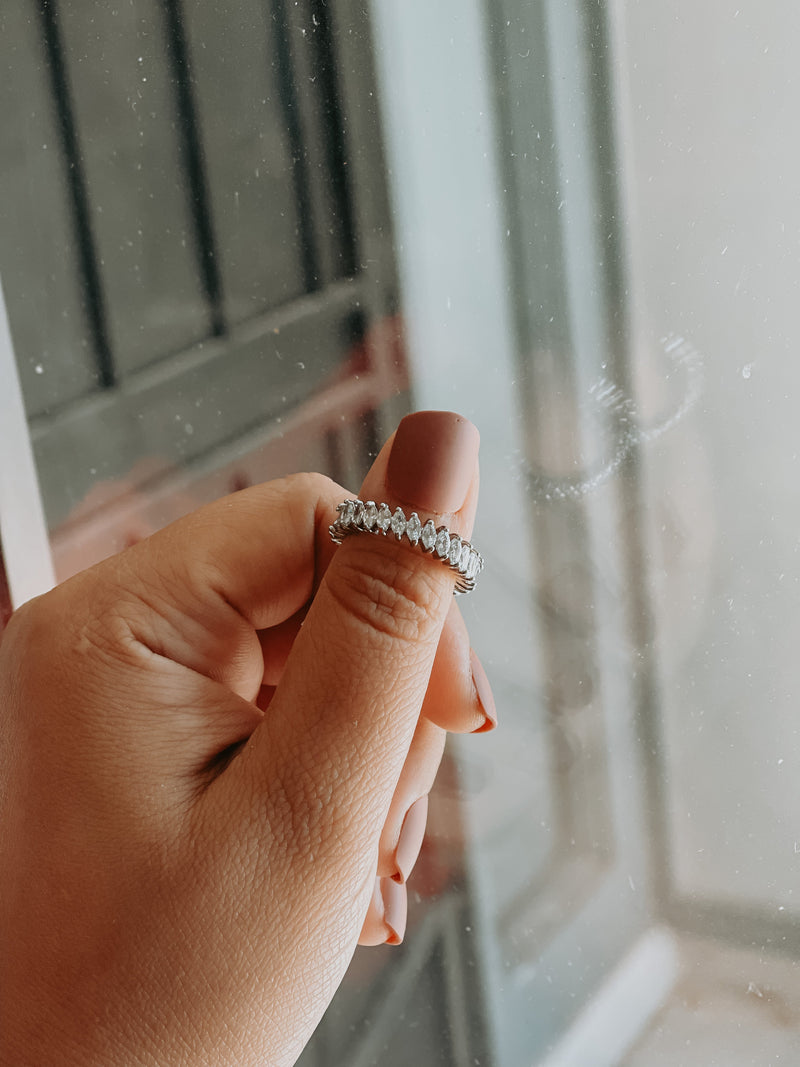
xmin=0 ymin=411 xmax=492 ymax=1067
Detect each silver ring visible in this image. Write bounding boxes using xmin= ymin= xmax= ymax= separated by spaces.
xmin=329 ymin=499 xmax=484 ymax=596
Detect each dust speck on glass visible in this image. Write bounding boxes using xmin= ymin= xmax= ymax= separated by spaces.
xmin=2 ymin=0 xmax=799 ymax=1062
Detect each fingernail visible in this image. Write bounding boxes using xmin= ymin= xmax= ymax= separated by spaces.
xmin=387 ymin=411 xmax=480 ymax=514
xmin=380 ymin=877 xmax=408 ymax=944
xmin=470 ymin=649 xmax=497 ymax=733
xmin=392 ymin=794 xmax=429 ymax=884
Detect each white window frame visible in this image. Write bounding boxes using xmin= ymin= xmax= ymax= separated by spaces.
xmin=0 ymin=276 xmax=55 ymax=608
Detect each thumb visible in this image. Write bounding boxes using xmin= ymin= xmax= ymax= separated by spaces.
xmin=221 ymin=410 xmax=479 ymax=895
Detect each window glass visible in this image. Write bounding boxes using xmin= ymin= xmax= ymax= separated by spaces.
xmin=3 ymin=1 xmax=800 ymax=1063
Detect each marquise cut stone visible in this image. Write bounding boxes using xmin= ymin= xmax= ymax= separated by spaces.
xmin=420 ymin=520 xmax=437 ymax=550
xmin=435 ymin=528 xmax=450 ymax=560
xmin=363 ymin=501 xmax=378 ymax=529
xmin=340 ymin=500 xmax=356 ymax=525
xmin=405 ymin=513 xmax=422 ymax=544
xmin=448 ymin=534 xmax=462 ymax=566
xmin=376 ymin=503 xmax=392 ymax=531
xmin=390 ymin=507 xmax=407 ymax=538
xmin=459 ymin=542 xmax=471 ymax=572
xmin=331 ymin=498 xmax=482 ymax=594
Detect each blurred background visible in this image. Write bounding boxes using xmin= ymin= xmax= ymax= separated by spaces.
xmin=3 ymin=1 xmax=800 ymax=1063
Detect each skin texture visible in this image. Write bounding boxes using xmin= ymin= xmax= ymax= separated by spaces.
xmin=0 ymin=412 xmax=488 ymax=1067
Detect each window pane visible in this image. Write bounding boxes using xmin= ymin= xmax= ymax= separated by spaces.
xmin=5 ymin=0 xmax=800 ymax=1064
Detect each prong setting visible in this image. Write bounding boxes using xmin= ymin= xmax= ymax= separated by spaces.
xmin=329 ymin=499 xmax=484 ymax=595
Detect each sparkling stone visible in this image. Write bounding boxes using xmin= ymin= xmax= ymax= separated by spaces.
xmin=353 ymin=501 xmax=366 ymax=527
xmin=376 ymin=503 xmax=392 ymax=531
xmin=390 ymin=507 xmax=407 ymax=538
xmin=448 ymin=534 xmax=462 ymax=566
xmin=435 ymin=528 xmax=450 ymax=560
xmin=420 ymin=519 xmax=437 ymax=550
xmin=467 ymin=550 xmax=482 ymax=580
xmin=362 ymin=501 xmax=378 ymax=530
xmin=340 ymin=500 xmax=356 ymax=525
xmin=405 ymin=513 xmax=422 ymax=545
xmin=459 ymin=542 xmax=471 ymax=572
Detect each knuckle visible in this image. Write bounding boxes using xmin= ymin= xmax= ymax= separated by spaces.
xmin=1 ymin=595 xmax=36 ymax=647
xmin=2 ymin=586 xmax=67 ymax=659
xmin=286 ymin=470 xmax=338 ymax=497
xmin=326 ymin=538 xmax=448 ymax=646
xmin=255 ymin=472 xmax=344 ymax=560
xmin=278 ymin=471 xmax=341 ymax=520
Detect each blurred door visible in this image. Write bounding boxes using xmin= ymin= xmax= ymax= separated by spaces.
xmin=0 ymin=0 xmax=406 ymax=580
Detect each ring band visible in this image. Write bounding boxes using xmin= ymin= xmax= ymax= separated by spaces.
xmin=329 ymin=499 xmax=484 ymax=596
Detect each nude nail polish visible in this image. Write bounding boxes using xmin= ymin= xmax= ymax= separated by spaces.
xmin=392 ymin=794 xmax=429 ymax=884
xmin=380 ymin=877 xmax=407 ymax=945
xmin=470 ymin=648 xmax=497 ymax=733
xmin=387 ymin=411 xmax=480 ymax=514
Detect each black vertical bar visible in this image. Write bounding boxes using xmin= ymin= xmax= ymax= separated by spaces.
xmin=161 ymin=0 xmax=225 ymax=336
xmin=270 ymin=0 xmax=321 ymax=293
xmin=323 ymin=427 xmax=345 ymax=487
xmin=307 ymin=0 xmax=357 ymax=277
xmin=36 ymin=0 xmax=115 ymax=390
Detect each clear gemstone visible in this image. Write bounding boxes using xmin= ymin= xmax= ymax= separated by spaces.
xmin=448 ymin=534 xmax=462 ymax=566
xmin=340 ymin=500 xmax=355 ymax=525
xmin=467 ymin=550 xmax=481 ymax=580
xmin=459 ymin=542 xmax=471 ymax=572
xmin=405 ymin=513 xmax=422 ymax=545
xmin=376 ymin=503 xmax=392 ymax=531
xmin=390 ymin=507 xmax=406 ymax=538
xmin=420 ymin=520 xmax=437 ymax=550
xmin=363 ymin=501 xmax=378 ymax=530
xmin=353 ymin=501 xmax=366 ymax=527
xmin=435 ymin=528 xmax=450 ymax=560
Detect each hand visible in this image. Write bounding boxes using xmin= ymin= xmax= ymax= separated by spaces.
xmin=0 ymin=411 xmax=493 ymax=1067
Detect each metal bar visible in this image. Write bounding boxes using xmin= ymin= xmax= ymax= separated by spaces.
xmin=161 ymin=0 xmax=226 ymax=337
xmin=307 ymin=0 xmax=357 ymax=276
xmin=36 ymin=0 xmax=115 ymax=390
xmin=270 ymin=0 xmax=321 ymax=293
